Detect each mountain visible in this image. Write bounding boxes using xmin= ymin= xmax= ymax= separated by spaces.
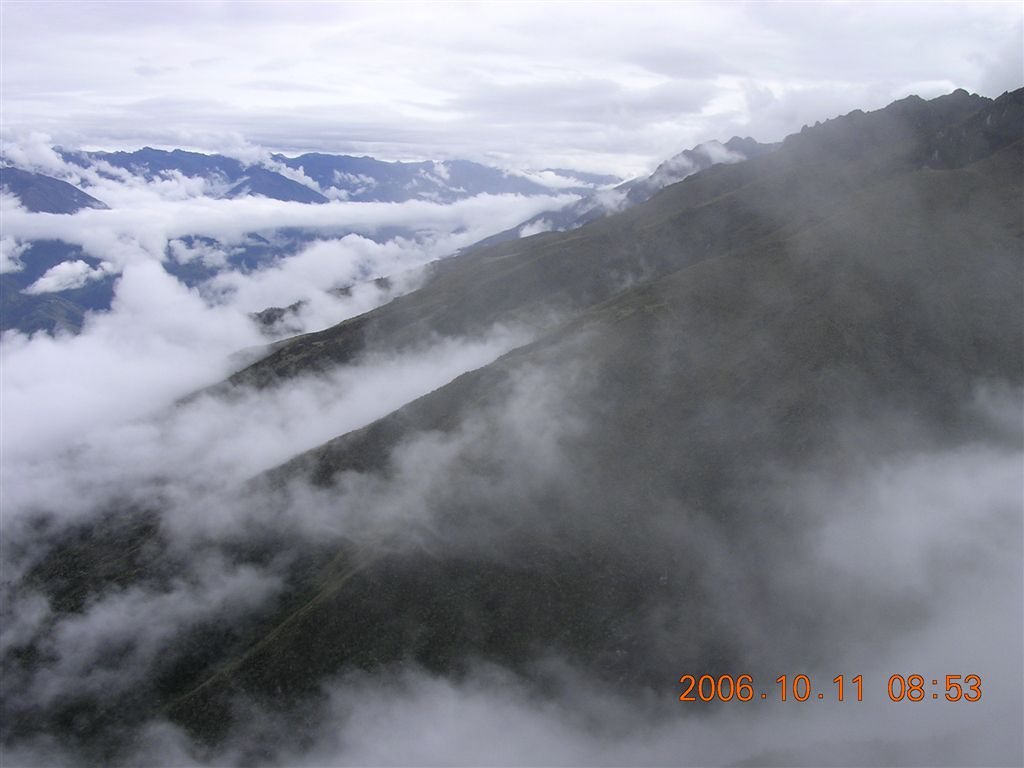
xmin=224 ymin=89 xmax=1000 ymax=389
xmin=180 ymin=132 xmax=1020 ymax=728
xmin=175 ymin=87 xmax=1022 ymax=741
xmin=0 ymin=240 xmax=116 ymax=334
xmin=225 ymin=165 xmax=329 ymax=204
xmin=616 ymin=135 xmax=778 ymax=205
xmin=4 ymin=88 xmax=1022 ymax=763
xmin=926 ymin=87 xmax=1024 ymax=167
xmin=0 ymin=149 xmax=614 ymax=338
xmin=62 ymin=146 xmax=246 ymax=182
xmin=56 ymin=147 xmax=612 ymax=205
xmin=471 ymin=135 xmax=778 ymax=247
xmin=272 ymin=154 xmax=606 ymax=202
xmin=2 ymin=147 xmax=618 ymax=337
xmin=0 ymin=166 xmax=108 ymax=213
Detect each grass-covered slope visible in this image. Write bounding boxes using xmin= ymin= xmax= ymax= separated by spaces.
xmin=167 ymin=133 xmax=1023 ymax=737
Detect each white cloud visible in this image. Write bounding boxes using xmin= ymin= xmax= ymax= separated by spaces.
xmin=0 ymin=131 xmax=65 ymax=174
xmin=0 ymin=236 xmax=29 ymax=273
xmin=431 ymin=160 xmax=450 ymax=182
xmin=693 ymin=139 xmax=745 ymax=165
xmin=167 ymin=237 xmax=228 ymax=269
xmin=1 ymin=260 xmax=262 ymax=458
xmin=592 ymin=187 xmax=629 ymax=214
xmin=23 ymin=258 xmax=114 ymax=293
xmin=0 ymin=171 xmax=576 ymax=273
xmin=519 ymin=218 xmax=552 ymax=238
xmin=260 ymin=157 xmax=323 ymax=193
xmin=203 ymin=235 xmax=423 ymax=323
xmin=507 ymin=168 xmax=606 ymax=190
xmin=1 ymin=256 xmax=532 ymax=526
xmin=0 ymin=145 xmax=577 ymax=339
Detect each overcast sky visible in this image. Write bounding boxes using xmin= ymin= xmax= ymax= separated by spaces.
xmin=1 ymin=1 xmax=1021 ymax=176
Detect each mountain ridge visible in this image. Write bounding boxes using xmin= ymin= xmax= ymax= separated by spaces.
xmin=468 ymin=135 xmax=779 ymax=248
xmin=52 ymin=147 xmax=613 ymax=204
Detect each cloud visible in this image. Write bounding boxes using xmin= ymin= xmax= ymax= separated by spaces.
xmin=519 ymin=218 xmax=553 ymax=237
xmin=0 ymin=299 xmax=533 ymax=531
xmin=0 ymin=294 xmax=539 ymax=765
xmin=258 ymin=156 xmax=322 ymax=193
xmin=0 ymin=185 xmax=576 ymax=346
xmin=0 ymin=236 xmax=29 ymax=273
xmin=1 ymin=260 xmax=262 ymax=459
xmin=21 ymin=558 xmax=282 ymax=708
xmin=200 ymin=234 xmax=426 ymax=326
xmin=591 ymin=187 xmax=629 ymax=214
xmin=508 ymin=168 xmax=615 ymax=191
xmin=166 ymin=237 xmax=228 ymax=269
xmin=6 ymin=428 xmax=1018 ymax=767
xmin=0 ymin=138 xmax=579 ymax=341
xmin=0 ymin=131 xmax=66 ymax=175
xmin=0 ymin=164 xmax=577 ymax=273
xmin=2 ymin=251 xmax=1021 ymax=766
xmin=23 ymin=259 xmax=115 ymax=293
xmin=0 ymin=221 xmax=541 ymax=760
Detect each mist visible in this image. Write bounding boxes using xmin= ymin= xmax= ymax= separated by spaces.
xmin=4 ymin=356 xmax=1019 ymax=766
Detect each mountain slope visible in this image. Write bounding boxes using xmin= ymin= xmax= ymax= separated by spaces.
xmin=225 ymin=165 xmax=330 ymax=204
xmin=167 ymin=133 xmax=1024 ymax=738
xmin=225 ymin=89 xmax=999 ymax=390
xmin=0 ymin=167 xmax=108 ymax=213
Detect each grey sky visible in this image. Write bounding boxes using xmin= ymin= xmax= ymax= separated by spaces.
xmin=1 ymin=1 xmax=1021 ymax=176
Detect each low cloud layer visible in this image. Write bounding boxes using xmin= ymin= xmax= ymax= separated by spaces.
xmin=0 ymin=164 xmax=576 ymax=271
xmin=1 ymin=135 xmax=577 ymax=341
xmin=4 ymin=373 xmax=1020 ymax=766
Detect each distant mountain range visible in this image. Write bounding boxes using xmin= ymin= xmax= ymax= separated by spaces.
xmin=4 ymin=147 xmax=621 ymax=216
xmin=0 ymin=148 xmax=615 ymax=334
xmin=50 ymin=147 xmax=618 ymax=205
xmin=0 ymin=138 xmax=776 ymax=337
